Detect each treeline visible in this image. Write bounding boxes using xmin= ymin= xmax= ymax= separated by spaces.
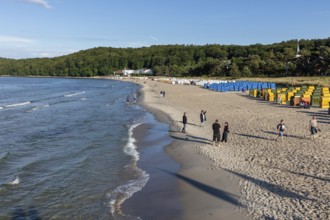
xmin=0 ymin=38 xmax=330 ymax=77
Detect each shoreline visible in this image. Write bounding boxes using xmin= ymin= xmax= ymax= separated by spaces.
xmin=122 ymin=118 xmax=182 ymax=220
xmin=121 ymin=78 xmax=250 ymax=219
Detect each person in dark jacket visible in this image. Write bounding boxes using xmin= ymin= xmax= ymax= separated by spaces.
xmin=182 ymin=112 xmax=187 ymax=133
xmin=200 ymin=110 xmax=204 ymax=127
xmin=221 ymin=122 xmax=230 ymax=143
xmin=212 ymin=119 xmax=221 ymax=146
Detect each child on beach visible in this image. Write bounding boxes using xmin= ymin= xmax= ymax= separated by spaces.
xmin=275 ymin=119 xmax=286 ymax=141
xmin=309 ymin=116 xmax=318 ymax=140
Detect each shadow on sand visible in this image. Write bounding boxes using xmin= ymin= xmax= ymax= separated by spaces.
xmin=264 ymin=165 xmax=330 ymax=183
xmin=160 ymin=169 xmax=244 ymax=207
xmin=170 ymin=134 xmax=210 ymax=145
xmin=234 ymin=133 xmax=273 ymax=141
xmin=224 ymin=169 xmax=314 ymax=201
xmin=260 ymin=130 xmax=306 ymax=139
xmin=186 ymin=134 xmax=210 ymax=141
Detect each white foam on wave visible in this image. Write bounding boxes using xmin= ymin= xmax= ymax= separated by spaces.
xmin=64 ymin=91 xmax=85 ymax=97
xmin=8 ymin=176 xmax=20 ymax=185
xmin=27 ymin=104 xmax=50 ymax=112
xmin=123 ymin=123 xmax=141 ymax=160
xmin=107 ymin=123 xmax=149 ymax=217
xmin=5 ymin=101 xmax=31 ymax=108
xmin=0 ymin=106 xmax=3 ymax=110
xmin=108 ymin=169 xmax=149 ymax=217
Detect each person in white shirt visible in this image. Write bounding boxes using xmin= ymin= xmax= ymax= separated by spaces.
xmin=309 ymin=116 xmax=318 ymax=140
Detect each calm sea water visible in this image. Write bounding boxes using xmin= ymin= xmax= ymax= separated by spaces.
xmin=0 ymin=77 xmax=164 ymax=219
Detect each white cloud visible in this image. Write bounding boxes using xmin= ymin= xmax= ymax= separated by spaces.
xmin=0 ymin=35 xmax=35 ymax=44
xmin=21 ymin=0 xmax=52 ymax=9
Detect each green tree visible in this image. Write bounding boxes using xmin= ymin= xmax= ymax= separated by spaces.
xmin=229 ymin=63 xmax=240 ymax=77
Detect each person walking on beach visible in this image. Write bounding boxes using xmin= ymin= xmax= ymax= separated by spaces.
xmin=212 ymin=119 xmax=221 ymax=146
xmin=277 ymin=95 xmax=282 ymax=105
xmin=200 ymin=110 xmax=204 ymax=127
xmin=203 ymin=110 xmax=207 ymax=122
xmin=133 ymin=92 xmax=137 ymax=103
xmin=309 ymin=116 xmax=318 ymax=140
xmin=221 ymin=122 xmax=229 ymax=143
xmin=275 ymin=119 xmax=286 ymax=141
xmin=182 ymin=112 xmax=187 ymax=133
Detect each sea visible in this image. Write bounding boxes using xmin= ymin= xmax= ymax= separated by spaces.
xmin=0 ymin=77 xmax=179 ymax=220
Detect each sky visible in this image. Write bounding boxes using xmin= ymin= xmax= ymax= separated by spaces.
xmin=1 ymin=0 xmax=330 ymax=59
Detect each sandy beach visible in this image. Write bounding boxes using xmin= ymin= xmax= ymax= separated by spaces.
xmin=123 ymin=78 xmax=330 ymax=220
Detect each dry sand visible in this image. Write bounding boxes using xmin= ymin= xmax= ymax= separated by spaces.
xmin=124 ymin=78 xmax=330 ymax=220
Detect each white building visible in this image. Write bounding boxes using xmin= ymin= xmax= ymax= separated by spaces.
xmin=114 ymin=68 xmax=153 ymax=76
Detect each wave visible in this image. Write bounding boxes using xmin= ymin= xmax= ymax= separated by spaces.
xmin=6 ymin=176 xmax=20 ymax=186
xmin=64 ymin=91 xmax=85 ymax=97
xmin=4 ymin=101 xmax=31 ymax=108
xmin=108 ymin=169 xmax=148 ymax=218
xmin=123 ymin=123 xmax=141 ymax=160
xmin=0 ymin=152 xmax=10 ymax=161
xmin=27 ymin=104 xmax=50 ymax=112
xmin=1 ymin=94 xmax=74 ymax=110
xmin=0 ymin=176 xmax=19 ymax=193
xmin=10 ymin=176 xmax=20 ymax=185
xmin=107 ymin=123 xmax=149 ymax=218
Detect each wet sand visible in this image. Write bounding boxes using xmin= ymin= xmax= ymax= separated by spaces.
xmin=122 ymin=121 xmax=182 ymax=220
xmin=122 ymin=79 xmax=250 ymax=220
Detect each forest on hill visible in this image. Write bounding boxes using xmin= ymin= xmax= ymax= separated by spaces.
xmin=0 ymin=38 xmax=330 ymax=78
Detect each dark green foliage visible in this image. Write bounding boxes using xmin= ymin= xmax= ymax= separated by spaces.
xmin=0 ymin=38 xmax=330 ymax=77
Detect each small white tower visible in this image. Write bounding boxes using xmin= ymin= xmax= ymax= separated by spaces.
xmin=296 ymin=40 xmax=301 ymax=58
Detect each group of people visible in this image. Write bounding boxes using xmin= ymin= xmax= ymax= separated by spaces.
xmin=212 ymin=119 xmax=229 ymax=146
xmin=181 ymin=112 xmax=229 ymax=145
xmin=275 ymin=116 xmax=319 ymax=141
xmin=299 ymin=100 xmax=310 ymax=109
xmin=181 ymin=112 xmax=320 ymax=145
